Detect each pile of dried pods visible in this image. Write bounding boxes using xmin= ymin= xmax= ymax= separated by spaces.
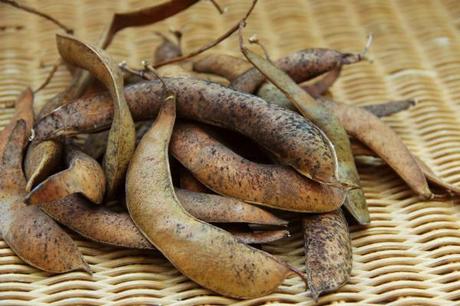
xmin=1 ymin=0 xmax=459 ymax=301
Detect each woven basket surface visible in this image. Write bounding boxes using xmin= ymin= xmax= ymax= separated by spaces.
xmin=1 ymin=0 xmax=460 ymax=305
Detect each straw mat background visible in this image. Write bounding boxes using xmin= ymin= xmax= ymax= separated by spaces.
xmin=1 ymin=0 xmax=460 ymax=305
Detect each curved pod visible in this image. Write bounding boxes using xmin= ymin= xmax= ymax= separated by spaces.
xmin=171 ymin=123 xmax=345 ymax=212
xmin=126 ymin=94 xmax=295 ymax=298
xmin=35 ymin=78 xmax=337 ymax=184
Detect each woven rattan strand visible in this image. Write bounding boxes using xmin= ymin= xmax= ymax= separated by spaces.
xmin=1 ymin=0 xmax=460 ymax=305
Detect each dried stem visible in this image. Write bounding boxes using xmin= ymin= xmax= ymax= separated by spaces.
xmin=143 ymin=61 xmax=173 ymax=100
xmin=248 ymin=34 xmax=273 ymax=63
xmin=360 ymin=34 xmax=373 ymax=62
xmin=209 ymin=0 xmax=224 ymax=14
xmin=1 ymin=0 xmax=73 ymax=34
xmin=34 ymin=60 xmax=61 ymax=93
xmin=154 ymin=0 xmax=258 ymax=68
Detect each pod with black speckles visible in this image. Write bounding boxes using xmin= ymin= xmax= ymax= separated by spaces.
xmin=303 ymin=209 xmax=352 ymax=301
xmin=40 ymin=189 xmax=287 ymax=250
xmin=231 ymin=48 xmax=364 ymax=94
xmin=0 ymin=121 xmax=89 ymax=273
xmin=171 ymin=122 xmax=345 ymax=213
xmin=126 ymin=93 xmax=301 ymax=299
xmin=25 ymin=146 xmax=106 ymax=205
xmin=34 ymin=78 xmax=337 ymax=184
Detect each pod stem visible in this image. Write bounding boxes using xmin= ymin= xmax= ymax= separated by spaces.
xmin=248 ymin=35 xmax=273 ymax=63
xmin=342 ymin=34 xmax=373 ymax=65
xmin=118 ymin=61 xmax=154 ymax=81
xmin=142 ymin=61 xmax=173 ymax=100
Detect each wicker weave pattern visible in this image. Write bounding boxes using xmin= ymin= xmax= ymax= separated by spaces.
xmin=1 ymin=0 xmax=460 ymax=305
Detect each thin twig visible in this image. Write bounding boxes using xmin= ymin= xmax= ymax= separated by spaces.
xmin=154 ymin=0 xmax=258 ymax=68
xmin=209 ymin=0 xmax=224 ymax=14
xmin=1 ymin=0 xmax=73 ymax=34
xmin=34 ymin=60 xmax=61 ymax=93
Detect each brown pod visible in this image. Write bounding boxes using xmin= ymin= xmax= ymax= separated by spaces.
xmin=57 ymin=34 xmax=136 ymax=199
xmin=0 ymin=121 xmax=89 ymax=273
xmin=193 ymin=54 xmax=252 ymax=81
xmin=126 ymin=92 xmax=299 ymax=299
xmin=301 ymin=67 xmax=342 ymax=98
xmin=82 ymin=130 xmax=109 ymax=160
xmin=40 ymin=194 xmax=152 ymax=250
xmin=180 ymin=168 xmax=210 ymax=193
xmin=321 ymin=99 xmax=432 ymax=199
xmin=34 ymin=78 xmax=337 ymax=184
xmin=0 ymin=87 xmax=34 ymax=157
xmin=257 ymin=68 xmax=340 ymax=108
xmin=2 ymin=88 xmax=64 ymax=195
xmin=0 ymin=88 xmax=45 ymax=194
xmin=154 ymin=32 xmax=182 ymax=65
xmin=361 ymin=99 xmax=416 ymax=118
xmin=156 ymin=64 xmax=228 ymax=86
xmin=176 ymin=188 xmax=288 ymax=226
xmin=171 ymin=122 xmax=345 ymax=212
xmin=257 ymin=82 xmax=430 ymax=198
xmin=24 ymin=140 xmax=63 ymax=192
xmin=25 ymin=146 xmax=106 ymax=205
xmin=240 ymin=45 xmax=366 ymax=222
xmin=231 ymin=230 xmax=290 ymax=245
xmin=303 ymin=209 xmax=352 ymax=301
xmin=351 ymin=140 xmax=460 ymax=195
xmin=193 ymin=53 xmax=340 ymax=97
xmin=259 ymin=85 xmax=415 ymax=119
xmin=231 ymin=48 xmax=365 ymax=93
xmin=40 ymin=188 xmax=286 ymax=250
xmin=1 ymin=88 xmax=59 ymax=195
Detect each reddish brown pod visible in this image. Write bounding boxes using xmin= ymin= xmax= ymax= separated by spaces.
xmin=231 ymin=48 xmax=365 ymax=93
xmin=176 ymin=188 xmax=288 ymax=226
xmin=321 ymin=99 xmax=432 ymax=199
xmin=154 ymin=32 xmax=182 ymax=65
xmin=171 ymin=122 xmax=345 ymax=212
xmin=240 ymin=38 xmax=366 ymax=223
xmin=34 ymin=78 xmax=338 ymax=184
xmin=40 ymin=189 xmax=286 ymax=250
xmin=0 ymin=121 xmax=88 ymax=273
xmin=26 ymin=146 xmax=106 ymax=205
xmin=0 ymin=87 xmax=34 ymax=157
xmin=193 ymin=53 xmax=252 ymax=81
xmin=126 ymin=92 xmax=302 ymax=299
xmin=180 ymin=168 xmax=210 ymax=193
xmin=303 ymin=209 xmax=352 ymax=301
